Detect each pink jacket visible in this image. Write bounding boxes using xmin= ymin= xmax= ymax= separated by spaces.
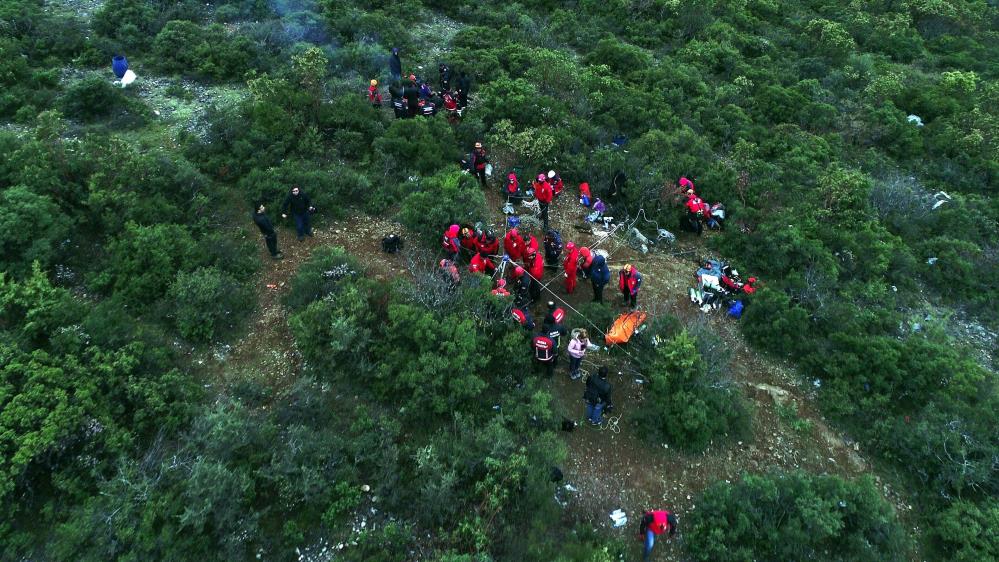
xmin=567 ymin=337 xmax=588 ymax=359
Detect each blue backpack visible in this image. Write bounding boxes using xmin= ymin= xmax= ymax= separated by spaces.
xmin=727 ymin=300 xmax=744 ymax=319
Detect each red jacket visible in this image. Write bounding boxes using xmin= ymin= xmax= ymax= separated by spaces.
xmin=647 ymin=510 xmax=673 ymax=536
xmin=476 ymin=233 xmax=499 ymax=256
xmin=525 ymin=235 xmax=539 ymax=257
xmin=534 ymin=180 xmax=553 ymax=204
xmin=367 ymin=86 xmax=382 ymax=104
xmin=442 ymin=225 xmax=460 ymax=254
xmin=563 ymin=247 xmax=579 ymax=275
xmin=505 ymin=174 xmax=519 ymax=195
xmin=550 ymin=175 xmax=564 ymax=195
xmin=528 ymin=251 xmax=544 ymax=280
xmin=470 ymin=252 xmax=495 ymax=274
xmin=619 ymin=269 xmax=642 ymax=294
xmin=579 ymin=182 xmax=591 ymax=199
xmin=504 ymin=230 xmax=525 ymax=260
xmin=685 ymin=196 xmax=705 ymax=215
xmin=533 ymin=335 xmax=555 ymax=362
xmin=459 ymin=226 xmax=477 ymax=252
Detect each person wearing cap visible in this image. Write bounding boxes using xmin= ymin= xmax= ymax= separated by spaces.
xmin=640 ymin=509 xmax=678 ymax=561
xmin=442 ymin=224 xmax=460 ymax=261
xmin=280 ymin=185 xmax=315 ymax=241
xmin=583 ymin=366 xmax=612 ymax=425
xmin=504 ymin=228 xmax=525 ymax=261
xmin=619 ymin=264 xmax=642 ymax=308
xmin=563 ymin=242 xmax=579 ymax=294
xmin=504 ymin=172 xmax=523 ymax=203
xmin=470 ymin=142 xmax=489 ymax=188
xmin=367 ymin=79 xmax=382 ymax=107
xmin=566 ymin=329 xmax=588 ymax=380
xmin=533 ymin=173 xmax=554 ymax=232
xmin=532 ymin=331 xmax=557 ymax=377
xmin=547 ymin=170 xmax=564 ymax=196
xmin=388 ymin=47 xmax=402 ymax=82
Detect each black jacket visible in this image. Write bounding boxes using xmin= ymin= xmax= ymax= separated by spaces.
xmin=253 ymin=211 xmax=275 ymax=237
xmin=389 ymin=54 xmax=402 ymax=76
xmin=583 ymin=375 xmax=612 ymax=405
xmin=543 ymin=318 xmax=566 ymax=349
xmin=281 ymin=192 xmax=311 ymax=215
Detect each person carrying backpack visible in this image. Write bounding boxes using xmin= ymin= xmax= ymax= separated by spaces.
xmin=583 ymin=367 xmax=612 ymax=425
xmin=476 ymin=230 xmax=499 ymax=257
xmin=619 ymin=264 xmax=642 ymax=308
xmin=639 ymin=509 xmax=677 ymax=561
xmin=542 ymin=301 xmax=567 ymax=367
xmin=544 ymin=229 xmax=563 ymax=267
xmin=563 ymin=242 xmax=579 ymax=294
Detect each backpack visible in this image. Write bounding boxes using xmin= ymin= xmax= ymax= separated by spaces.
xmin=381 ymin=233 xmax=404 ymax=253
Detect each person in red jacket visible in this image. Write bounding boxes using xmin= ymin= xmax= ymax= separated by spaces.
xmin=525 ymin=233 xmax=539 ymax=259
xmin=470 ymin=142 xmax=489 ymax=188
xmin=504 ymin=228 xmax=525 ymax=261
xmin=527 ymin=247 xmax=545 ymax=301
xmin=476 ymin=230 xmax=499 ymax=257
xmin=640 ymin=509 xmax=677 ymax=561
xmin=579 ymin=246 xmax=593 ymax=271
xmin=459 ymin=225 xmax=478 ymax=255
xmin=547 ymin=170 xmax=564 ymax=196
xmin=442 ymin=224 xmax=460 ymax=260
xmin=563 ymin=242 xmax=579 ymax=294
xmin=579 ymin=182 xmax=592 ymax=207
xmin=469 ymin=251 xmax=494 ymax=274
xmin=742 ymin=276 xmax=758 ymax=295
xmin=367 ymin=79 xmax=382 ymax=107
xmin=533 ymin=173 xmax=553 ymax=231
xmin=618 ymin=264 xmax=642 ymax=308
xmin=492 ymin=278 xmax=510 ymax=297
xmin=532 ymin=332 xmax=556 ymax=377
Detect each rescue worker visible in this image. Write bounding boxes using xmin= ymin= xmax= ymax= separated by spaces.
xmin=527 ymin=247 xmax=545 ymax=302
xmin=439 ymin=259 xmax=460 ymax=289
xmin=544 ymin=229 xmax=563 ymax=267
xmin=640 ymin=510 xmax=677 ymax=561
xmin=566 ymin=329 xmax=588 ymax=380
xmin=511 ymin=266 xmax=531 ymax=308
xmin=684 ymin=192 xmax=708 ymax=235
xmin=543 ymin=301 xmax=567 ymax=369
xmin=442 ymin=224 xmax=460 ymax=261
xmin=504 ymin=172 xmax=522 ymax=203
xmin=403 ymin=77 xmax=420 ymax=117
xmin=470 ymin=142 xmax=489 ymax=188
xmin=679 ymin=176 xmax=694 ymax=193
xmin=512 ymin=307 xmax=535 ymax=331
xmin=441 ymin=90 xmax=459 ymax=123
xmin=492 ymin=278 xmax=510 ymax=297
xmin=586 ymin=249 xmax=611 ymax=303
xmin=476 ymin=230 xmax=499 ymax=257
xmin=470 ymin=250 xmax=495 ymax=275
xmin=504 ymin=228 xmax=525 ymax=261
xmin=367 ymin=79 xmax=382 ymax=107
xmin=533 ymin=173 xmax=553 ymax=232
xmin=280 ymin=185 xmax=315 ymax=241
xmin=563 ymin=242 xmax=579 ymax=294
xmin=619 ymin=264 xmax=642 ymax=308
xmin=532 ymin=331 xmax=556 ymax=377
xmin=583 ymin=367 xmax=612 ymax=425
xmin=547 ymin=170 xmax=564 ymax=196
xmin=252 ymin=202 xmax=283 ymax=260
xmin=579 ymin=182 xmax=592 ymax=207
xmin=389 ymin=82 xmax=407 ymax=118
xmin=742 ymin=277 xmax=758 ymax=295
xmin=388 ymin=47 xmax=402 ymax=82
xmin=525 ymin=233 xmax=540 ymax=258
xmin=459 ymin=225 xmax=478 ymax=255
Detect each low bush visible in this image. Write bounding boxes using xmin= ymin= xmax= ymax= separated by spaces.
xmin=168 ymin=267 xmax=252 ymax=342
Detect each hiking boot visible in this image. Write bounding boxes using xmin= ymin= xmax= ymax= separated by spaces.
xmin=570 ymin=372 xmax=581 ymax=380
xmin=272 ymin=253 xmax=284 ymax=260
xmin=297 ymin=236 xmax=304 ymax=242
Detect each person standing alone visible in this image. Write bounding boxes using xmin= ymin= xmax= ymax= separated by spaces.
xmin=639 ymin=509 xmax=677 ymax=561
xmin=471 ymin=142 xmax=489 ymax=188
xmin=252 ymin=202 xmax=282 ymax=260
xmin=281 ymin=185 xmax=315 ymax=241
xmin=388 ymin=47 xmax=402 ymax=82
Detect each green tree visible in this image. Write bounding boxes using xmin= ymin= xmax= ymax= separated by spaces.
xmin=0 ymin=186 xmax=71 ymax=275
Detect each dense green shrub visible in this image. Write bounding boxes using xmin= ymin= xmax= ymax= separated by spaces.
xmin=167 ymin=267 xmax=252 ymax=342
xmin=151 ymin=20 xmax=256 ymax=80
xmin=397 ymin=169 xmax=486 ymax=244
xmin=59 ymin=76 xmax=134 ymax=122
xmin=635 ymin=331 xmax=750 ymax=451
xmin=932 ymin=499 xmax=999 ymax=562
xmin=95 ymin=222 xmax=202 ymax=305
xmin=0 ymin=186 xmax=71 ymax=276
xmin=686 ymin=471 xmax=908 ymax=561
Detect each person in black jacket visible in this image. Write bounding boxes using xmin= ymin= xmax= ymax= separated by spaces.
xmin=280 ymin=185 xmax=315 ymax=241
xmin=456 ymin=71 xmax=471 ymax=109
xmin=583 ymin=367 xmax=612 ymax=425
xmin=542 ymin=302 xmax=567 ymax=369
xmin=439 ymin=63 xmax=451 ymax=92
xmin=388 ymin=47 xmax=402 ymax=82
xmin=403 ymin=75 xmax=420 ymax=118
xmin=252 ymin=202 xmax=282 ymax=259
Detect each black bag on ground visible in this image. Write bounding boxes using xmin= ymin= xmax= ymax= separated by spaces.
xmin=382 ymin=233 xmax=404 ymax=253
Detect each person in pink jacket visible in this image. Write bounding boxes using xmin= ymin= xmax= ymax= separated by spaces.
xmin=567 ymin=329 xmax=589 ymax=380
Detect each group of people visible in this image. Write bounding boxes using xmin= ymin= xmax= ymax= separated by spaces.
xmin=251 ymin=185 xmax=318 ymax=259
xmin=690 ymin=258 xmax=758 ymax=315
xmin=679 ymin=177 xmax=726 ymax=235
xmin=377 ymin=48 xmax=471 ymax=121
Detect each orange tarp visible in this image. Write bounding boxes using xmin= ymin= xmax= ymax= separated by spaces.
xmin=605 ymin=311 xmax=648 ymax=345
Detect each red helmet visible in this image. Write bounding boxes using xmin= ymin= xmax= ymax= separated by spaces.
xmin=537 ymin=173 xmax=546 ymax=182
xmin=512 ymin=309 xmax=527 ymax=324
xmin=514 ymin=266 xmax=525 ymax=277
xmin=580 ymin=247 xmax=591 ymax=258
